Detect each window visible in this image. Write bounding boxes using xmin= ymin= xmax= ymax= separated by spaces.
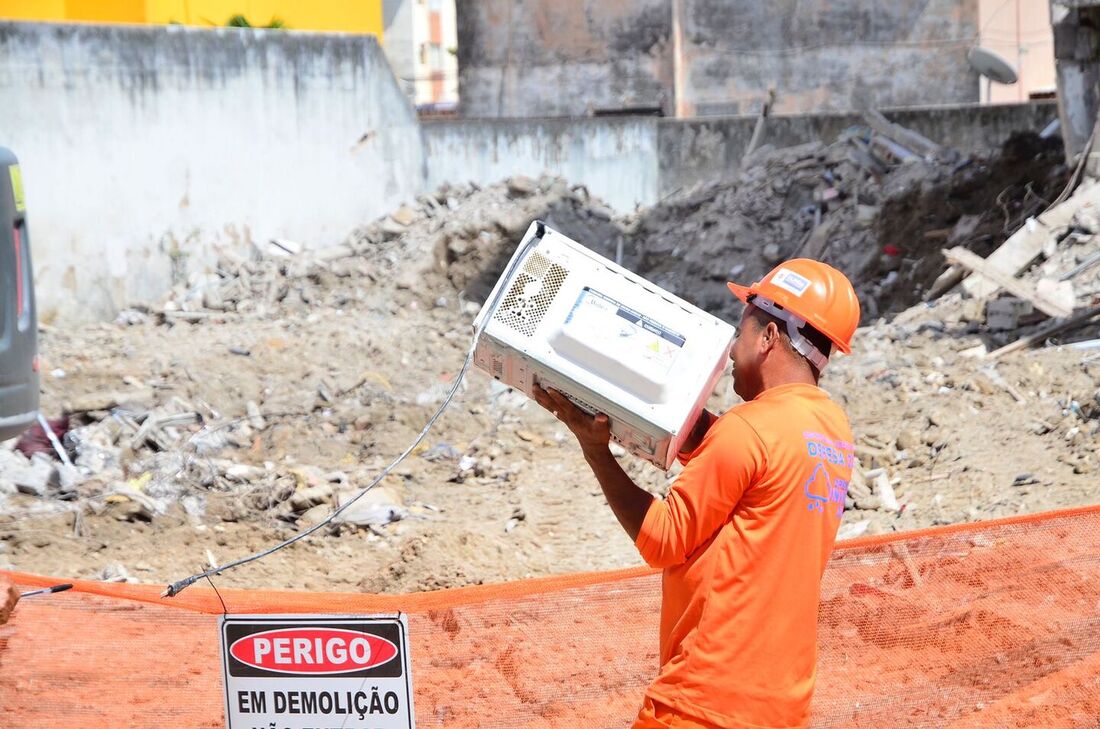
xmin=428 ymin=43 xmax=444 ymax=68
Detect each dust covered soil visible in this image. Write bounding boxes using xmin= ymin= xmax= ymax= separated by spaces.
xmin=3 ymin=174 xmax=1100 ymax=594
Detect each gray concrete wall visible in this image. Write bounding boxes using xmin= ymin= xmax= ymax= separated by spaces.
xmin=455 ymin=0 xmax=673 ymax=118
xmin=422 ymin=118 xmax=659 ymax=211
xmin=680 ymin=0 xmax=982 ymax=116
xmin=0 ymin=22 xmax=424 ymax=324
xmin=658 ymin=101 xmax=1058 ymax=198
xmin=0 ymin=16 xmax=1057 ymax=326
xmin=423 ymin=101 xmax=1056 ymax=209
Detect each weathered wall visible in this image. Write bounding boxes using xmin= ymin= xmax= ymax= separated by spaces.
xmin=422 ymin=102 xmax=1055 ymax=210
xmin=455 ymin=0 xmax=981 ymax=118
xmin=679 ymin=0 xmax=981 ymax=116
xmin=422 ymin=118 xmax=659 ymax=211
xmin=0 ymin=22 xmax=423 ymax=324
xmin=659 ymin=102 xmax=1058 ymax=198
xmin=1051 ymin=3 xmax=1100 ymax=167
xmin=0 ymin=15 xmax=1055 ymax=326
xmin=455 ymin=0 xmax=673 ymax=118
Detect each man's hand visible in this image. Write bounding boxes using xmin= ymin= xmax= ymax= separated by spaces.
xmin=532 ymin=384 xmax=611 ymax=455
xmin=531 ymin=383 xmax=651 ymax=541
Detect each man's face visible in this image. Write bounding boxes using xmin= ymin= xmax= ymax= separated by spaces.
xmin=730 ymin=304 xmax=763 ymax=401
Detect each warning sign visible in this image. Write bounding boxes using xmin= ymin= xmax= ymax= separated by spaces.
xmin=220 ymin=615 xmax=415 ymax=729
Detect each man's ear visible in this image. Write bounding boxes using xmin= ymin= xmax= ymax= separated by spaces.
xmin=760 ymin=321 xmax=781 ymax=354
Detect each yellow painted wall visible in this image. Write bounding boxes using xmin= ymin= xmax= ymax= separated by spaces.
xmin=1 ymin=0 xmax=383 ymax=37
xmin=0 ymin=0 xmax=66 ymax=21
xmin=147 ymin=0 xmax=383 ymax=34
xmin=67 ymin=0 xmax=146 ymax=23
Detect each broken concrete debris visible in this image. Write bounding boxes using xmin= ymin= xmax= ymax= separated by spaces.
xmin=7 ymin=120 xmax=1100 ymax=591
xmin=154 ymin=174 xmax=623 ymax=320
xmin=985 ymin=298 xmax=1035 ymax=332
xmin=0 ymin=450 xmax=58 ymax=497
xmin=628 ymin=124 xmax=1069 ymax=326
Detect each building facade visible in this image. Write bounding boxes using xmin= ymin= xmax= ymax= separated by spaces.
xmin=383 ymin=0 xmax=458 ymax=112
xmin=454 ymin=0 xmax=1058 ymax=119
xmin=978 ymin=0 xmax=1056 ymax=103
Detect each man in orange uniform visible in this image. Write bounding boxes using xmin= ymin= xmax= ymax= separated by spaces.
xmin=535 ymin=259 xmax=860 ymax=729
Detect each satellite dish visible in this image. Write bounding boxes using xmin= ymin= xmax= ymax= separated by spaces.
xmin=968 ymin=47 xmax=1018 ymax=85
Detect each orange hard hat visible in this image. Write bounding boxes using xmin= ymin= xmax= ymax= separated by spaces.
xmin=727 ymin=259 xmax=860 ymax=361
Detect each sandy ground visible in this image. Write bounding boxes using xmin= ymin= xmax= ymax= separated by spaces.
xmin=1 ymin=173 xmax=1098 ymax=596
xmin=4 ymin=505 xmax=1099 ymax=727
xmin=4 ymin=273 xmax=1098 ymax=595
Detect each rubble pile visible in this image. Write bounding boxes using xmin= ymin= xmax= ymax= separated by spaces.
xmin=1 ymin=176 xmax=633 ymax=590
xmin=872 ymin=132 xmax=1068 ymax=315
xmin=5 ymin=132 xmax=1100 ymax=594
xmin=626 ymin=129 xmax=1068 ymax=322
xmin=146 ymin=174 xmax=623 ymax=321
xmin=824 ymin=301 xmax=1100 ymax=539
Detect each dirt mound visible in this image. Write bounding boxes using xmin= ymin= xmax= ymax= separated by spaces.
xmin=625 ymin=130 xmax=1069 ymax=323
xmin=419 ymin=176 xmax=624 ymax=305
xmin=871 ymin=132 xmax=1068 ymax=316
xmin=147 ymin=174 xmax=622 ymax=322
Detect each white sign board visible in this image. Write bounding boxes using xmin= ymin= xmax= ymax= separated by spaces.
xmin=220 ymin=614 xmax=415 ymax=729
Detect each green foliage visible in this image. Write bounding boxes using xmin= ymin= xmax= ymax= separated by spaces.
xmin=225 ymin=14 xmax=286 ymax=29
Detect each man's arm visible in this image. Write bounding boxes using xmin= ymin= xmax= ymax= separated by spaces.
xmin=678 ymin=409 xmax=717 ymax=461
xmin=532 ymin=386 xmax=653 ymax=541
xmin=579 ymin=446 xmax=653 ymax=542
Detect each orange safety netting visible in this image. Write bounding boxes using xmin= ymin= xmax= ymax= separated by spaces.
xmin=3 ymin=504 xmax=1100 ymax=727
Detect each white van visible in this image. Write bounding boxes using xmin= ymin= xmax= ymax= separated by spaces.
xmin=0 ymin=147 xmax=39 ymax=441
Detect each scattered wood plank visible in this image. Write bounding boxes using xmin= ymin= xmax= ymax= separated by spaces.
xmin=741 ymin=88 xmax=776 ymax=168
xmin=963 ymin=179 xmax=1100 ymax=299
xmin=922 ymin=228 xmax=953 ymax=241
xmin=988 ymin=305 xmax=1100 ymax=359
xmin=797 ymin=217 xmax=838 ymax=260
xmin=863 ymin=110 xmax=942 ymax=159
xmin=980 ymin=365 xmax=1027 ymax=403
xmin=924 ymin=215 xmax=984 ymax=301
xmin=942 ymin=247 xmax=1073 ymax=318
xmin=926 ymin=267 xmax=965 ymax=301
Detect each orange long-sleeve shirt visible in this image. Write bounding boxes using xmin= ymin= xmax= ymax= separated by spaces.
xmin=635 ymin=383 xmax=854 ymax=729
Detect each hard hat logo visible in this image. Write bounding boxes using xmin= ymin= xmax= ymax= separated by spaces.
xmin=726 ymin=258 xmax=861 ymax=356
xmin=769 ymin=268 xmax=811 ymax=297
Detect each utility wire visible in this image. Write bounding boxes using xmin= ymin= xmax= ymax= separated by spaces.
xmin=163 ymin=225 xmax=543 ymax=598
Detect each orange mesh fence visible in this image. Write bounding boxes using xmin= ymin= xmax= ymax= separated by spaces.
xmin=4 ymin=504 xmax=1100 ymax=727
